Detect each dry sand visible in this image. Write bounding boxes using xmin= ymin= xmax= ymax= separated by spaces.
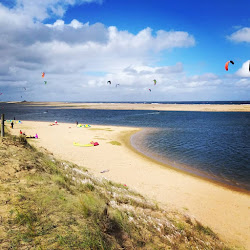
xmin=17 ymin=101 xmax=250 ymax=112
xmin=11 ymin=121 xmax=250 ymax=249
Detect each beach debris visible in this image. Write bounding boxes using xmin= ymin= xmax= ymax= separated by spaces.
xmin=77 ymin=124 xmax=91 ymax=128
xmin=49 ymin=120 xmax=59 ymax=126
xmin=73 ymin=142 xmax=94 ymax=147
xmin=225 ymin=60 xmax=234 ymax=71
xmin=73 ymin=141 xmax=99 ymax=147
xmin=107 ymin=80 xmax=111 ymax=85
xmin=153 ymin=79 xmax=157 ymax=85
xmin=26 ymin=134 xmax=38 ymax=139
xmin=90 ymin=141 xmax=99 ymax=146
xmin=100 ymin=169 xmax=109 ymax=173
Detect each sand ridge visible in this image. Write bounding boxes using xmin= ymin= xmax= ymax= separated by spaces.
xmin=11 ymin=121 xmax=250 ymax=249
xmin=15 ymin=101 xmax=250 ymax=112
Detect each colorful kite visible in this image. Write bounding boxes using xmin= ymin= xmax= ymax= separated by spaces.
xmin=225 ymin=61 xmax=234 ymax=71
xmin=42 ymin=72 xmax=45 ymax=78
xmin=153 ymin=79 xmax=157 ymax=85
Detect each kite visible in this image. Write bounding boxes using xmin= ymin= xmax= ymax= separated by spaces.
xmin=225 ymin=61 xmax=234 ymax=71
xmin=249 ymin=62 xmax=250 ymax=72
xmin=116 ymin=84 xmax=120 ymax=88
xmin=107 ymin=81 xmax=111 ymax=84
xmin=153 ymin=79 xmax=157 ymax=85
xmin=149 ymin=89 xmax=151 ymax=92
xmin=42 ymin=72 xmax=45 ymax=78
xmin=44 ymin=81 xmax=47 ymax=84
xmin=0 ymin=93 xmax=2 ymax=95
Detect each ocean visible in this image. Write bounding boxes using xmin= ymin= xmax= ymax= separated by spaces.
xmin=1 ymin=102 xmax=250 ymax=191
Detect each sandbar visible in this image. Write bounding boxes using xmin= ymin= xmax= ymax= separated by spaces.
xmin=14 ymin=101 xmax=250 ymax=112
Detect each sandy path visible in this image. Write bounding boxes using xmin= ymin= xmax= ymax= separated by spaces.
xmin=11 ymin=121 xmax=250 ymax=249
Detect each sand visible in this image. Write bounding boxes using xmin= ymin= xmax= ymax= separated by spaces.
xmin=11 ymin=120 xmax=250 ymax=249
xmin=17 ymin=101 xmax=250 ymax=112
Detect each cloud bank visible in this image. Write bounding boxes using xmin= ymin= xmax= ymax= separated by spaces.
xmin=0 ymin=1 xmax=249 ymax=101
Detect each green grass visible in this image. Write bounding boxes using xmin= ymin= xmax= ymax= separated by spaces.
xmin=108 ymin=140 xmax=121 ymax=146
xmin=89 ymin=128 xmax=113 ymax=131
xmin=0 ymin=133 xmax=233 ymax=249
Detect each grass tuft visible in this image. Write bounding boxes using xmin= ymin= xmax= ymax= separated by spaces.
xmin=108 ymin=140 xmax=121 ymax=146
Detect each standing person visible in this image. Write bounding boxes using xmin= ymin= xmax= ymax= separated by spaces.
xmin=14 ymin=117 xmax=15 ymax=120
xmin=11 ymin=121 xmax=14 ymax=129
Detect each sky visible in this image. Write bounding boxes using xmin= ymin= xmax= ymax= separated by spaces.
xmin=0 ymin=0 xmax=249 ymax=102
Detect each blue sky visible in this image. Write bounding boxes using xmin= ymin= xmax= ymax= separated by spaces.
xmin=0 ymin=0 xmax=249 ymax=101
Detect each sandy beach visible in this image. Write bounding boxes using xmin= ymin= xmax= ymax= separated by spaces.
xmin=11 ymin=120 xmax=250 ymax=249
xmin=17 ymin=101 xmax=250 ymax=112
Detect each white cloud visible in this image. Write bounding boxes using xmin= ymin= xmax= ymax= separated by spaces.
xmin=13 ymin=0 xmax=103 ymax=20
xmin=0 ymin=0 xmax=198 ymax=101
xmin=1 ymin=2 xmax=249 ymax=101
xmin=236 ymin=60 xmax=250 ymax=78
xmin=228 ymin=27 xmax=250 ymax=43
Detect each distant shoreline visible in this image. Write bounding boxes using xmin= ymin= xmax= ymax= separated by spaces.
xmin=8 ymin=101 xmax=250 ymax=112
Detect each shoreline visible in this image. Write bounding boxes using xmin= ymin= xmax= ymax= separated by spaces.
xmin=10 ymin=121 xmax=250 ymax=249
xmin=130 ymin=129 xmax=250 ymax=195
xmin=8 ymin=118 xmax=250 ymax=194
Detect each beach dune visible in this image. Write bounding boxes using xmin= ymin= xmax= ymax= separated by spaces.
xmin=12 ymin=121 xmax=250 ymax=249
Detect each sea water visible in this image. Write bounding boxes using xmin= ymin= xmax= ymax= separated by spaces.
xmin=1 ymin=102 xmax=250 ymax=191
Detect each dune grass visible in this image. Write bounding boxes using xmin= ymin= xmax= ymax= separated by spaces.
xmin=108 ymin=141 xmax=121 ymax=146
xmin=0 ymin=132 xmax=232 ymax=249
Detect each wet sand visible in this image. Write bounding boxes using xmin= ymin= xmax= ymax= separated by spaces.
xmin=10 ymin=120 xmax=250 ymax=249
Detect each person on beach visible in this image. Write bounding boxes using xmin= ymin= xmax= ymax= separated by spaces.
xmin=20 ymin=130 xmax=22 ymax=135
xmin=11 ymin=121 xmax=14 ymax=129
xmin=76 ymin=121 xmax=78 ymax=125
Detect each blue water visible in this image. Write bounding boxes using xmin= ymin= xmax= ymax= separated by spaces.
xmin=1 ymin=102 xmax=250 ymax=191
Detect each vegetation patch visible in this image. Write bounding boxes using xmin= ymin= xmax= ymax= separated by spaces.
xmin=0 ymin=133 xmax=232 ymax=249
xmin=108 ymin=140 xmax=121 ymax=146
xmin=90 ymin=128 xmax=113 ymax=131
